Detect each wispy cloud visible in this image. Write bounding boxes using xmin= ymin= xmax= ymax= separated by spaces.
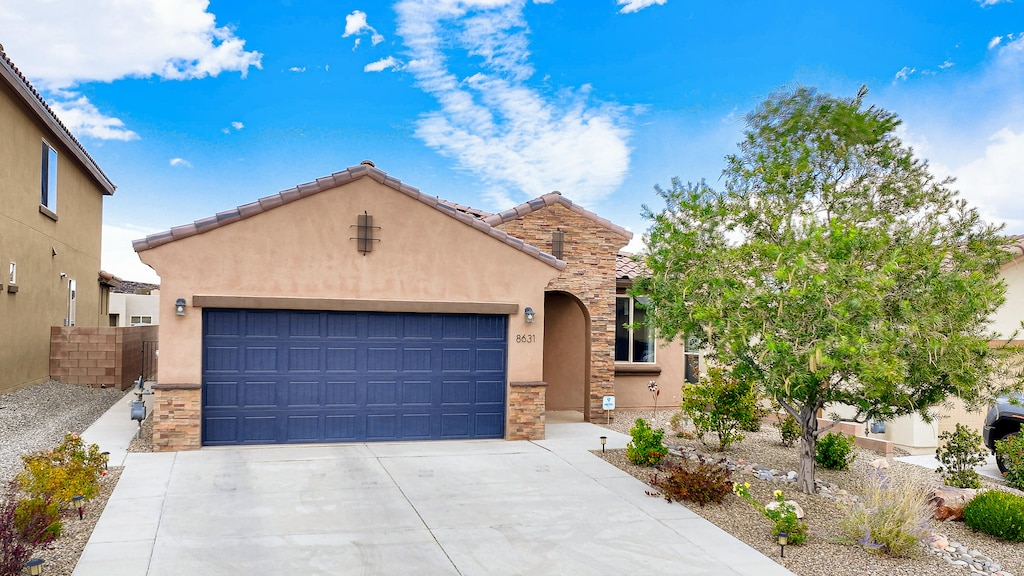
xmin=343 ymin=10 xmax=384 ymax=48
xmin=169 ymin=158 xmax=193 ymax=168
xmin=364 ymin=56 xmax=401 ymax=72
xmin=49 ymin=96 xmax=139 ymax=141
xmin=939 ymin=59 xmax=954 ymax=69
xmin=221 ymin=121 xmax=245 ymax=134
xmin=617 ymin=0 xmax=668 ymax=13
xmin=894 ymin=66 xmax=915 ymax=82
xmin=976 ymin=0 xmax=1011 ymax=6
xmin=0 ymin=0 xmax=262 ymax=141
xmin=393 ymin=0 xmax=631 ymax=207
xmin=289 ymin=66 xmax=307 ymax=72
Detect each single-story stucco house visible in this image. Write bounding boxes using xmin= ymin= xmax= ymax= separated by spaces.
xmin=134 ymin=161 xmax=689 ymax=451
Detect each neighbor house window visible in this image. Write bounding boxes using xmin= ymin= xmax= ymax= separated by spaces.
xmin=40 ymin=141 xmax=57 ymax=214
xmin=130 ymin=315 xmax=153 ymax=325
xmin=615 ymin=296 xmax=654 ymax=363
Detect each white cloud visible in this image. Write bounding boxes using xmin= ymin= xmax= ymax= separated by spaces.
xmin=169 ymin=158 xmax=193 ymax=168
xmin=617 ymin=0 xmax=668 ymax=14
xmin=949 ymin=128 xmax=1024 ymax=232
xmin=102 ymin=224 xmax=162 ymax=284
xmin=939 ymin=59 xmax=954 ymax=69
xmin=0 ymin=0 xmax=263 ymax=89
xmin=231 ymin=121 xmax=244 ymax=130
xmin=977 ymin=0 xmax=1011 ymax=6
xmin=394 ymin=0 xmax=632 ymax=207
xmin=364 ymin=56 xmax=402 ymax=72
xmin=989 ymin=35 xmax=1004 ymax=49
xmin=49 ymin=96 xmax=139 ymax=141
xmin=343 ymin=9 xmax=385 ymax=48
xmin=289 ymin=66 xmax=307 ymax=72
xmin=894 ymin=66 xmax=915 ymax=82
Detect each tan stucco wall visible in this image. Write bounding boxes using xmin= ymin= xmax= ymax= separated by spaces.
xmin=993 ymin=261 xmax=1024 ymax=340
xmin=0 ymin=76 xmax=105 ymax=393
xmin=613 ymin=337 xmax=687 ymax=409
xmin=139 ymin=176 xmax=561 ymax=389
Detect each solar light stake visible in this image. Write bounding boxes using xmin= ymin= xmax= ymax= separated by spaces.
xmin=72 ymin=494 xmax=84 ymax=520
xmin=599 ymin=436 xmax=607 ymax=453
xmin=777 ymin=532 xmax=788 ymax=558
xmin=25 ymin=557 xmax=44 ymax=575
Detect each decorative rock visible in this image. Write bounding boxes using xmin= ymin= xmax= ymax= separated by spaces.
xmin=765 ymin=499 xmax=805 ymax=519
xmin=869 ymin=457 xmax=890 ymax=469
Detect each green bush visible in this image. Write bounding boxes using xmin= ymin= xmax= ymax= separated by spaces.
xmin=996 ymin=434 xmax=1024 ymax=491
xmin=733 ymin=483 xmax=808 ymax=545
xmin=934 ymin=424 xmax=986 ymax=489
xmin=838 ymin=468 xmax=932 ymax=556
xmin=815 ymin=432 xmax=856 ymax=470
xmin=626 ymin=418 xmax=667 ymax=466
xmin=680 ymin=365 xmax=760 ymax=451
xmin=652 ymin=456 xmax=732 ymax=506
xmin=17 ymin=433 xmax=108 ymax=507
xmin=963 ymin=490 xmax=1024 ymax=542
xmin=774 ymin=414 xmax=800 ymax=447
xmin=13 ymin=496 xmax=61 ymax=545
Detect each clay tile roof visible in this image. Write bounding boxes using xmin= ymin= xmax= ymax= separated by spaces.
xmin=1004 ymin=234 xmax=1024 ymax=266
xmin=98 ymin=270 xmax=122 ymax=288
xmin=0 ymin=46 xmax=115 ymax=195
xmin=484 ymin=192 xmax=633 ymax=240
xmin=111 ymin=280 xmax=160 ymax=295
xmin=616 ymin=252 xmax=648 ymax=280
xmin=132 ymin=163 xmax=566 ymax=272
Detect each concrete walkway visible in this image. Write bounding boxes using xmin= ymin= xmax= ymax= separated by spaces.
xmin=75 ymin=405 xmax=795 ymax=576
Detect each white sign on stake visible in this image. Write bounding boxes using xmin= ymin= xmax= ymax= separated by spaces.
xmin=603 ymin=395 xmax=615 ymax=424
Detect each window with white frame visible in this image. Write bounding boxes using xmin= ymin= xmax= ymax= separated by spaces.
xmin=130 ymin=315 xmax=153 ymax=325
xmin=40 ymin=141 xmax=57 ymax=214
xmin=615 ymin=295 xmax=655 ymax=363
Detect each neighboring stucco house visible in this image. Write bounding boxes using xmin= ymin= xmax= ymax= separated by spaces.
xmin=108 ymin=281 xmax=161 ymax=327
xmin=0 ymin=47 xmax=117 ymax=394
xmin=134 ymin=161 xmax=693 ymax=451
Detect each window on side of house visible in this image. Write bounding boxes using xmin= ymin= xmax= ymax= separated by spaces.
xmin=130 ymin=315 xmax=153 ymax=325
xmin=40 ymin=141 xmax=58 ymax=215
xmin=615 ymin=295 xmax=655 ymax=363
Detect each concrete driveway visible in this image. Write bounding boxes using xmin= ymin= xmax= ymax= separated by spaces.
xmin=74 ymin=419 xmax=794 ymax=576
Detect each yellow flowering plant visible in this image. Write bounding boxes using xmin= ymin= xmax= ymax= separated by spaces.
xmin=733 ymin=482 xmax=808 ymax=544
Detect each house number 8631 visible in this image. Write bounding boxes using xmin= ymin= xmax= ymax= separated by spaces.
xmin=515 ymin=334 xmax=536 ymax=344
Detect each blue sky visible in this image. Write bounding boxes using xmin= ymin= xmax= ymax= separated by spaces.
xmin=2 ymin=0 xmax=1022 ymax=284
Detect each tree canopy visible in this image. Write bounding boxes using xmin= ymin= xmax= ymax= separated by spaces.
xmin=636 ymin=86 xmax=1018 ymax=493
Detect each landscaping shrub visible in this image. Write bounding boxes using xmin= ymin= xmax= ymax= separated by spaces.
xmin=17 ymin=433 xmax=108 ymax=508
xmin=995 ymin=434 xmax=1024 ymax=491
xmin=733 ymin=483 xmax=808 ymax=544
xmin=626 ymin=418 xmax=667 ymax=466
xmin=837 ymin=468 xmax=932 ymax=557
xmin=0 ymin=483 xmax=34 ymax=576
xmin=815 ymin=432 xmax=856 ymax=470
xmin=13 ymin=496 xmax=61 ymax=546
xmin=773 ymin=413 xmax=800 ymax=447
xmin=680 ymin=365 xmax=760 ymax=450
xmin=963 ymin=490 xmax=1024 ymax=542
xmin=651 ymin=456 xmax=732 ymax=506
xmin=934 ymin=423 xmax=986 ymax=489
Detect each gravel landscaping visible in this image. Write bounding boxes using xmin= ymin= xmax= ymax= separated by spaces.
xmin=598 ymin=409 xmax=1024 ymax=576
xmin=0 ymin=381 xmax=128 ymax=576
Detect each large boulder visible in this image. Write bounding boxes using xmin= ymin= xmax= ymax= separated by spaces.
xmin=929 ymin=485 xmax=978 ymax=521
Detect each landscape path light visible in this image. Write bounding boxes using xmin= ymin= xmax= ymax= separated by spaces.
xmin=26 ymin=558 xmax=44 ymax=575
xmin=599 ymin=436 xmax=607 ymax=453
xmin=777 ymin=531 xmax=788 ymax=558
xmin=72 ymin=494 xmax=84 ymax=520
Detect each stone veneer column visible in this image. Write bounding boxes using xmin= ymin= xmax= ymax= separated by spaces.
xmin=507 ymin=381 xmax=547 ymax=440
xmin=494 ymin=203 xmax=627 ymax=423
xmin=151 ymin=383 xmax=201 ymax=451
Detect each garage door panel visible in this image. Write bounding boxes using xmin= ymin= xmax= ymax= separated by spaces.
xmin=326 ymin=347 xmax=357 ymax=371
xmin=203 ymin=310 xmax=506 ymax=445
xmin=245 ymin=347 xmax=278 ymax=371
xmin=287 ymin=381 xmax=320 ymax=406
xmin=325 ymin=381 xmax=358 ymax=405
xmin=206 ymin=347 xmax=239 ymax=371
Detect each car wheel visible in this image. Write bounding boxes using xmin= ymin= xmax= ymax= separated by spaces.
xmin=996 ymin=432 xmax=1017 ymax=474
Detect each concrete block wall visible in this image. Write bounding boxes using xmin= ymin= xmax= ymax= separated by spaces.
xmin=49 ymin=325 xmax=158 ymax=390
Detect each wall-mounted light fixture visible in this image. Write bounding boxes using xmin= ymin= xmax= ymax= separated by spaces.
xmin=524 ymin=306 xmax=535 ymax=323
xmin=175 ymin=298 xmax=186 ymax=316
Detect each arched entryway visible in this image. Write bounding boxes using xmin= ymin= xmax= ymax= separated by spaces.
xmin=542 ymin=291 xmax=591 ymax=421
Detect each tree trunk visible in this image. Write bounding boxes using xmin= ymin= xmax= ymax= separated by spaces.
xmin=797 ymin=405 xmax=819 ymax=494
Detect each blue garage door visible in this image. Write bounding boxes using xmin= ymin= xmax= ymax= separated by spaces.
xmin=202 ymin=309 xmax=507 ymax=445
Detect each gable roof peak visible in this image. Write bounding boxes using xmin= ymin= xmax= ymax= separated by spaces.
xmin=484 ymin=192 xmax=632 ymax=240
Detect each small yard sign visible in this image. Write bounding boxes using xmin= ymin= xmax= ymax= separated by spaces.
xmin=602 ymin=395 xmax=615 ymax=410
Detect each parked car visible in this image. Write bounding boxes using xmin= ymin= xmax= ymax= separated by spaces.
xmin=983 ymin=393 xmax=1024 ymax=473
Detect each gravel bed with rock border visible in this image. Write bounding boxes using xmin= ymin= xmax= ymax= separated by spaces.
xmin=598 ymin=409 xmax=1024 ymax=576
